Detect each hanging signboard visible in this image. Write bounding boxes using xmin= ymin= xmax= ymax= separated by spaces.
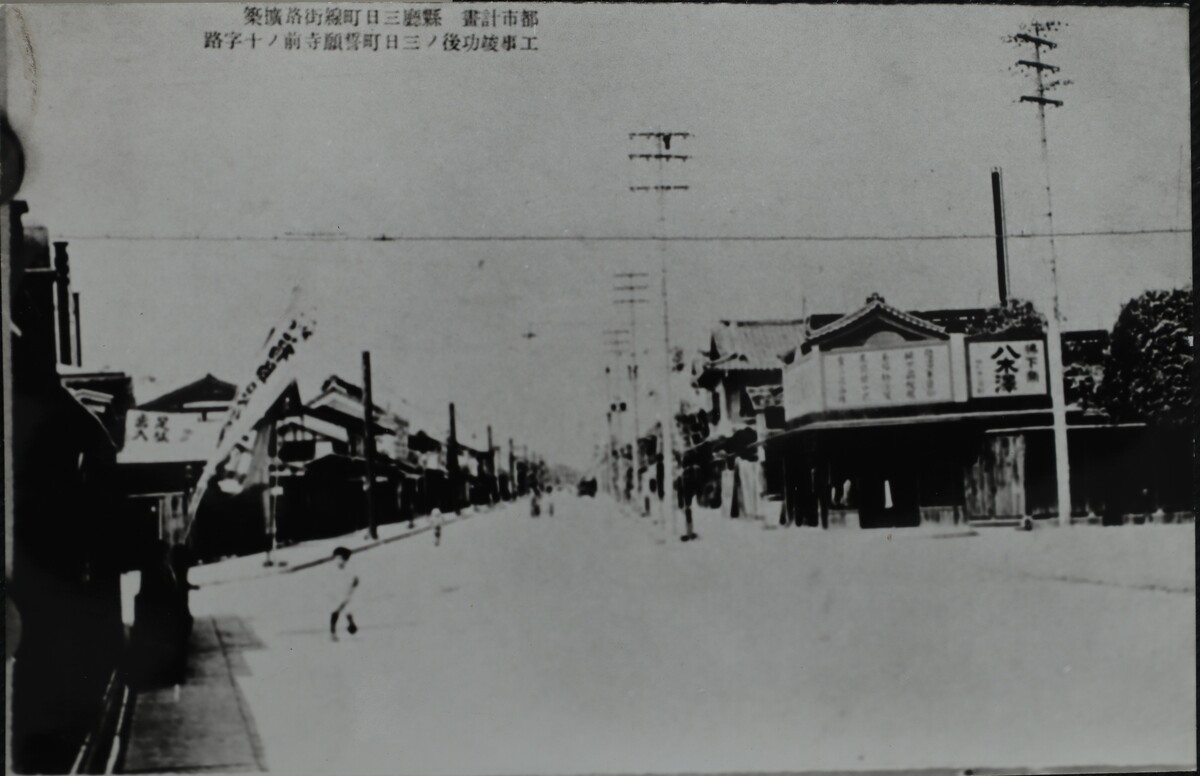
xmin=967 ymin=339 xmax=1047 ymax=398
xmin=119 ymin=411 xmax=221 ymax=464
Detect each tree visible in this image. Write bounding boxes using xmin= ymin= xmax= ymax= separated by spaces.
xmin=1096 ymin=288 xmax=1192 ymax=425
xmin=967 ymin=298 xmax=1047 ymax=337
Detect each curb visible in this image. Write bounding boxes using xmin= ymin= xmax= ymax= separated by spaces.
xmin=282 ymin=510 xmax=479 ymax=574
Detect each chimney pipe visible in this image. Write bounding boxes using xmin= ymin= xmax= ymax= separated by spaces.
xmin=53 ymin=241 xmax=73 ymax=365
xmin=991 ymin=168 xmax=1010 ymax=306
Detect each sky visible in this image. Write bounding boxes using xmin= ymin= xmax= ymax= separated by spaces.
xmin=4 ymin=3 xmax=1191 ymax=469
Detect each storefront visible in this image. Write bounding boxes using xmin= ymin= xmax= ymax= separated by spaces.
xmin=772 ymin=294 xmax=1075 ymax=528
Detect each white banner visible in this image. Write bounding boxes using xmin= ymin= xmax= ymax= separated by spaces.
xmin=968 ymin=340 xmax=1047 ymax=398
xmin=187 ymin=288 xmax=317 ymax=517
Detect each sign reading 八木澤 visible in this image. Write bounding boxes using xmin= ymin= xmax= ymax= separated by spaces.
xmin=967 ymin=340 xmax=1047 ymax=398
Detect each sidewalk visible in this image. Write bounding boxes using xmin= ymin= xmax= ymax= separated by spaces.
xmin=118 ymin=503 xmax=508 ymax=772
xmin=188 ymin=506 xmax=492 ymax=588
xmin=118 ymin=616 xmax=265 ymax=773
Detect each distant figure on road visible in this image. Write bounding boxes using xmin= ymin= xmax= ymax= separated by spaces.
xmin=430 ymin=508 xmax=444 ymax=547
xmin=329 ymin=547 xmax=359 ymax=641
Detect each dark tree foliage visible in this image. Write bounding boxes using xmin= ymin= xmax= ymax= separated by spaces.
xmin=967 ymin=298 xmax=1048 ymax=337
xmin=1096 ymin=288 xmax=1193 ymax=425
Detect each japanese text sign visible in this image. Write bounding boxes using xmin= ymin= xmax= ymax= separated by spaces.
xmin=822 ymin=342 xmax=953 ymax=410
xmin=968 ymin=340 xmax=1047 ymax=398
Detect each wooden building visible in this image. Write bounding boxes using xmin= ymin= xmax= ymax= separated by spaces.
xmin=769 ymin=294 xmax=1184 ymax=528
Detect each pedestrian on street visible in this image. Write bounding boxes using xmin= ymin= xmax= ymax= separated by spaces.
xmin=329 ymin=547 xmax=359 ymax=641
xmin=430 ymin=508 xmax=444 ymax=547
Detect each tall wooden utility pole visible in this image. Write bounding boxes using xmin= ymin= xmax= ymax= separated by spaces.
xmin=448 ymin=402 xmax=460 ymax=514
xmin=603 ymin=328 xmax=630 ymax=499
xmin=1012 ymin=20 xmax=1073 ymax=526
xmin=362 ymin=351 xmax=378 ymax=540
xmin=72 ymin=292 xmax=82 ymax=366
xmin=486 ymin=425 xmax=496 ymax=505
xmin=991 ymin=168 xmax=1010 ymax=306
xmin=614 ymin=273 xmax=649 ymax=510
xmin=629 ymin=130 xmax=690 ymax=538
xmin=53 ymin=242 xmax=72 ymax=365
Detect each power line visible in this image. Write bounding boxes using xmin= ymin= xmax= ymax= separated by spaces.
xmin=55 ymin=228 xmax=1189 ymax=243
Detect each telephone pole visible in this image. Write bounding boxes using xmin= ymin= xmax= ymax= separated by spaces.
xmin=448 ymin=402 xmax=460 ymax=515
xmin=1012 ymin=21 xmax=1073 ymax=526
xmin=629 ymin=130 xmax=690 ymax=538
xmin=362 ymin=351 xmax=378 ymax=540
xmin=508 ymin=437 xmax=515 ymax=499
xmin=603 ymin=328 xmax=631 ymax=499
xmin=614 ymin=273 xmax=649 ymax=511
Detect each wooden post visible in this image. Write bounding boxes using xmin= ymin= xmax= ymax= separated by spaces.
xmin=72 ymin=292 xmax=82 ymax=366
xmin=486 ymin=425 xmax=496 ymax=504
xmin=817 ymin=455 xmax=831 ymax=530
xmin=53 ymin=242 xmax=72 ymax=365
xmin=362 ymin=352 xmax=378 ymax=539
xmin=448 ymin=403 xmax=460 ymax=514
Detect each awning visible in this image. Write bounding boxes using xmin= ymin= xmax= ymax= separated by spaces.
xmin=304 ymin=453 xmax=420 ymax=478
xmin=759 ymin=407 xmax=1062 ymax=447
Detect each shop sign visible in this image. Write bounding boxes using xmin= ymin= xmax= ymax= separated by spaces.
xmin=822 ymin=342 xmax=953 ymax=410
xmin=968 ymin=339 xmax=1046 ymax=398
xmin=121 ymin=411 xmax=221 ymax=463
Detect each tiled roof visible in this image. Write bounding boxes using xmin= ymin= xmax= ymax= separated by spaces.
xmin=139 ymin=373 xmax=236 ymax=411
xmin=805 ymin=294 xmax=948 ymax=346
xmin=710 ymin=319 xmax=808 ymax=371
xmin=919 ymin=308 xmax=990 ymax=334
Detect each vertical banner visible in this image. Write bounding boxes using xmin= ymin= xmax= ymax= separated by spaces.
xmin=187 ymin=287 xmax=318 ymax=519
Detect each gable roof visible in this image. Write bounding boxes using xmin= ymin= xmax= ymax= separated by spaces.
xmin=313 ymin=374 xmax=404 ymax=428
xmin=140 ymin=373 xmax=237 ymax=411
xmin=804 ymin=293 xmax=950 ymax=351
xmin=709 ymin=318 xmax=809 ymax=372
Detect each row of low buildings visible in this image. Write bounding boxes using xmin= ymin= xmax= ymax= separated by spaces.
xmin=123 ymin=372 xmax=540 ymax=561
xmin=4 ymin=200 xmax=548 ymax=772
xmin=673 ymin=292 xmax=1190 ymax=529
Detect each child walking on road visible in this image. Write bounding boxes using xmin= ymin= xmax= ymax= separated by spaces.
xmin=329 ymin=546 xmax=359 ymax=641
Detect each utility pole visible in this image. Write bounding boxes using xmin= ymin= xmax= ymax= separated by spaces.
xmin=629 ymin=130 xmax=690 ymax=538
xmin=53 ymin=242 xmax=72 ymax=365
xmin=603 ymin=327 xmax=630 ymax=500
xmin=448 ymin=402 xmax=460 ymax=514
xmin=991 ymin=168 xmax=1010 ymax=306
xmin=362 ymin=351 xmax=378 ymax=540
xmin=72 ymin=292 xmax=81 ymax=366
xmin=614 ymin=274 xmax=649 ymax=512
xmin=1012 ymin=20 xmax=1073 ymax=526
xmin=511 ymin=434 xmax=520 ymax=501
xmin=486 ymin=425 xmax=496 ymax=505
